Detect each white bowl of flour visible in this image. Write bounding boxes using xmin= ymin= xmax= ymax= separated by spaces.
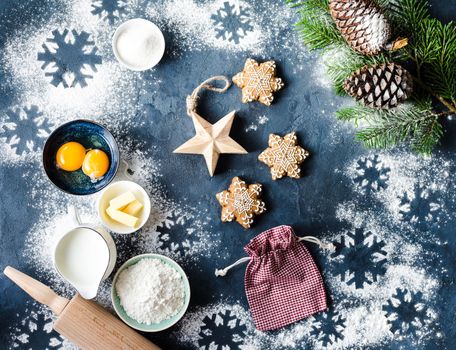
xmin=112 ymin=18 xmax=165 ymax=71
xmin=112 ymin=253 xmax=190 ymax=332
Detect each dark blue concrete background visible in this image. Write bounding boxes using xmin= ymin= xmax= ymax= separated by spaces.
xmin=0 ymin=0 xmax=455 ymax=349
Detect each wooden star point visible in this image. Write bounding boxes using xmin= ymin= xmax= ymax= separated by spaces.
xmin=174 ymin=111 xmax=247 ymax=176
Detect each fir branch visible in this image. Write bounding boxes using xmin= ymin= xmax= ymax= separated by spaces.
xmin=380 ymin=0 xmax=430 ymax=33
xmin=336 ymin=105 xmax=368 ymax=123
xmin=287 ymin=0 xmax=454 ymax=154
xmin=353 ymin=101 xmax=442 ymax=154
xmin=296 ymin=18 xmax=343 ymax=49
xmin=287 ymin=0 xmax=329 ymax=12
xmin=411 ymin=114 xmax=443 ymax=154
xmin=289 ymin=0 xmax=344 ymax=50
xmin=420 ymin=20 xmax=456 ymax=101
xmin=412 ymin=72 xmax=456 ymax=114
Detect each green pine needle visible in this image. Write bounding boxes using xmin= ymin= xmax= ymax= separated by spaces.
xmin=287 ymin=0 xmax=456 ymax=155
xmin=380 ymin=0 xmax=430 ymax=33
xmin=418 ymin=20 xmax=456 ymax=100
xmin=346 ymin=101 xmax=442 ymax=155
xmin=289 ymin=0 xmax=344 ymax=50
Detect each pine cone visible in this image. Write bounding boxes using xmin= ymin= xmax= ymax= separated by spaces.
xmin=343 ymin=63 xmax=413 ymax=109
xmin=329 ymin=0 xmax=398 ymax=55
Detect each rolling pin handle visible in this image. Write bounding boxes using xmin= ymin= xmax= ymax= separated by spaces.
xmin=3 ymin=266 xmax=69 ymax=315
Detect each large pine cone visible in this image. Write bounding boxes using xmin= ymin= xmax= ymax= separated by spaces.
xmin=343 ymin=63 xmax=413 ymax=109
xmin=329 ymin=0 xmax=391 ymax=55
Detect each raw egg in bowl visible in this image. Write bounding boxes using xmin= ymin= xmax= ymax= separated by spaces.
xmin=43 ymin=120 xmax=119 ymax=195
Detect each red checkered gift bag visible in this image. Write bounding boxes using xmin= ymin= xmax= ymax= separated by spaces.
xmin=215 ymin=225 xmax=333 ymax=331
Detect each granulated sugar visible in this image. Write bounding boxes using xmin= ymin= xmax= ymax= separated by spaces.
xmin=115 ymin=258 xmax=185 ymax=324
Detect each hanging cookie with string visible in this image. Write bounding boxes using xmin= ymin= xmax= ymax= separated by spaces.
xmin=174 ymin=76 xmax=247 ymax=176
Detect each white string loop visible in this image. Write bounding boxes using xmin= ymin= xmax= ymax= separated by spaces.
xmin=215 ymin=257 xmax=251 ymax=277
xmin=214 ymin=236 xmax=334 ymax=277
xmin=186 ymin=76 xmax=231 ymax=117
xmin=297 ymin=236 xmax=336 ymax=251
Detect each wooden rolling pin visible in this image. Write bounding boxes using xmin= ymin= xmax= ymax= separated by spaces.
xmin=4 ymin=266 xmax=161 ymax=350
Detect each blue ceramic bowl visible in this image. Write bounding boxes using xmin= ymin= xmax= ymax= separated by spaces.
xmin=111 ymin=254 xmax=191 ymax=332
xmin=43 ymin=120 xmax=119 ymax=195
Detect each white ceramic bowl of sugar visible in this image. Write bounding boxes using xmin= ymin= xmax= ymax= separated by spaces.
xmin=112 ymin=18 xmax=165 ymax=71
xmin=97 ymin=180 xmax=151 ymax=234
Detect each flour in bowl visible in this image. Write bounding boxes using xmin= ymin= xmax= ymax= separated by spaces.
xmin=115 ymin=258 xmax=185 ymax=324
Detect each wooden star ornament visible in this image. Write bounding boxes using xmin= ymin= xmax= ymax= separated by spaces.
xmin=174 ymin=111 xmax=247 ymax=176
xmin=258 ymin=132 xmax=310 ymax=180
xmin=174 ymin=76 xmax=247 ymax=176
xmin=233 ymin=58 xmax=284 ymax=106
xmin=216 ymin=176 xmax=266 ymax=229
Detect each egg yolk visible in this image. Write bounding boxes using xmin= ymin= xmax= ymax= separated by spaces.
xmin=56 ymin=142 xmax=86 ymax=171
xmin=82 ymin=149 xmax=110 ymax=179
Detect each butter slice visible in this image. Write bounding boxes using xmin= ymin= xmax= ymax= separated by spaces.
xmin=109 ymin=191 xmax=136 ymax=210
xmin=106 ymin=206 xmax=138 ymax=228
xmin=122 ymin=199 xmax=143 ymax=216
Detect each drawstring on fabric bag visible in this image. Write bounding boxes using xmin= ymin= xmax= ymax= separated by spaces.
xmin=215 ymin=236 xmax=335 ymax=277
xmin=215 ymin=257 xmax=251 ymax=277
xmin=297 ymin=236 xmax=336 ymax=251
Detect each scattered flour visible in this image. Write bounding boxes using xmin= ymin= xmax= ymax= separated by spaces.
xmin=168 ymin=149 xmax=446 ymax=349
xmin=342 ymin=149 xmax=453 ymax=230
xmin=115 ymin=258 xmax=185 ymax=324
xmin=0 ymin=0 xmax=310 ymax=166
xmin=21 ymin=140 xmax=219 ymax=306
xmin=2 ymin=1 xmax=448 ymax=349
xmin=245 ymin=115 xmax=269 ymax=132
xmin=144 ymin=0 xmax=307 ymax=57
xmin=9 ymin=301 xmax=77 ymax=350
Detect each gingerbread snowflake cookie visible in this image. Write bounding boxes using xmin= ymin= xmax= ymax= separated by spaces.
xmin=232 ymin=58 xmax=284 ymax=106
xmin=258 ymin=132 xmax=310 ymax=180
xmin=216 ymin=176 xmax=266 ymax=229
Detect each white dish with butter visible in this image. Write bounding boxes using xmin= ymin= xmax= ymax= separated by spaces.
xmin=97 ymin=181 xmax=151 ymax=234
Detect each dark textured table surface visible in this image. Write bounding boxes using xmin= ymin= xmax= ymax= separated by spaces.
xmin=1 ymin=0 xmax=456 ymax=349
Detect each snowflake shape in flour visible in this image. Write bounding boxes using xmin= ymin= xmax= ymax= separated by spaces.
xmin=9 ymin=302 xmax=76 ymax=349
xmin=332 ymin=228 xmax=387 ymax=289
xmin=398 ymin=183 xmax=442 ymax=227
xmin=198 ymin=309 xmax=247 ymax=350
xmin=216 ymin=176 xmax=266 ymax=229
xmin=353 ymin=154 xmax=390 ymax=192
xmin=1 ymin=105 xmax=52 ymax=155
xmin=310 ymin=308 xmax=346 ymax=346
xmin=156 ymin=209 xmax=194 ymax=258
xmin=382 ymin=288 xmax=434 ymax=336
xmin=258 ymin=132 xmax=310 ymax=180
xmin=91 ymin=0 xmax=128 ymax=24
xmin=37 ymin=29 xmax=102 ymax=88
xmin=211 ymin=1 xmax=253 ymax=44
